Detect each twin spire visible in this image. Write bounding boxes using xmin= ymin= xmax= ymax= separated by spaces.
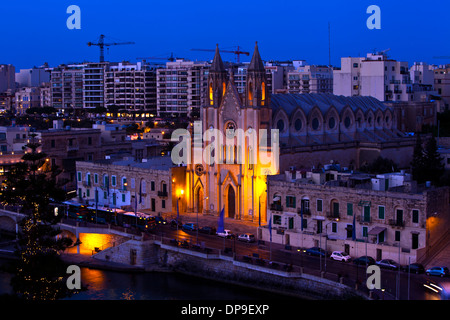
xmin=210 ymin=42 xmax=265 ymax=73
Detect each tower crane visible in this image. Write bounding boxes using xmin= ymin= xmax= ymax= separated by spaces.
xmin=191 ymin=46 xmax=250 ymax=63
xmin=136 ymin=52 xmax=176 ymax=62
xmin=87 ymin=34 xmax=135 ymax=63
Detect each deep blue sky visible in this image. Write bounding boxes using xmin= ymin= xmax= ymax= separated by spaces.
xmin=1 ymin=0 xmax=449 ymax=69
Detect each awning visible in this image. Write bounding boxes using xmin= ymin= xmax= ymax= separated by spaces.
xmin=368 ymin=226 xmax=386 ymax=235
xmin=273 ymin=196 xmax=281 ymax=202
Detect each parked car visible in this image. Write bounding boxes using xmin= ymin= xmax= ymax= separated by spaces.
xmin=402 ymin=263 xmax=425 ymax=274
xmin=169 ymin=219 xmax=182 ymax=229
xmin=353 ymin=256 xmax=376 ymax=266
xmin=305 ymin=247 xmax=326 ymax=257
xmin=155 ymin=216 xmax=167 ymax=225
xmin=237 ymin=233 xmax=255 ymax=243
xmin=426 ymin=266 xmax=450 ymax=277
xmin=376 ymin=259 xmax=400 ymax=270
xmin=181 ymin=223 xmax=197 ymax=231
xmin=330 ymin=251 xmax=351 ymax=262
xmin=216 ymin=229 xmax=234 ymax=239
xmin=199 ymin=226 xmax=216 ymax=235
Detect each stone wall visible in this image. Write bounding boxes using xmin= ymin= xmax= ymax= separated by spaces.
xmin=158 ymin=245 xmax=364 ymax=300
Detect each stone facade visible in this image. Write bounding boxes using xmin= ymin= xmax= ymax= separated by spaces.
xmin=75 ymin=157 xmax=185 ymax=215
xmin=261 ymin=170 xmax=450 ymax=264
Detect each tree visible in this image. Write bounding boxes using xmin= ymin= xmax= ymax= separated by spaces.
xmin=411 ymin=135 xmax=426 ymax=184
xmin=423 ymin=136 xmax=444 ymax=185
xmin=411 ymin=135 xmax=444 ymax=185
xmin=0 ymin=133 xmax=77 ymax=300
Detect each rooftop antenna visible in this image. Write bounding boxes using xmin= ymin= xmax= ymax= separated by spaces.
xmin=328 ymin=22 xmax=331 ymax=67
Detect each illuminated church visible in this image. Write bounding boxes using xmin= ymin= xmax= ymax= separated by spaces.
xmin=185 ymin=43 xmax=415 ymax=223
xmin=185 ymin=43 xmax=275 ymax=223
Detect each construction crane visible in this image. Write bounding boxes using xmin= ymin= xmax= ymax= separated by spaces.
xmin=87 ymin=34 xmax=135 ymax=63
xmin=136 ymin=52 xmax=176 ymax=62
xmin=191 ymin=46 xmax=250 ymax=63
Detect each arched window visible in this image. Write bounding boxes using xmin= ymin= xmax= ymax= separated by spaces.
xmin=261 ymin=82 xmax=266 ymax=101
xmin=223 ymin=82 xmax=226 ymax=96
xmin=248 ymin=82 xmax=253 ymax=102
xmin=209 ymin=82 xmax=213 ymax=105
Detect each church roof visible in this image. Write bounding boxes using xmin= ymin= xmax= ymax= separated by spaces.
xmin=248 ymin=42 xmax=265 ymax=72
xmin=271 ymin=93 xmax=391 ymax=117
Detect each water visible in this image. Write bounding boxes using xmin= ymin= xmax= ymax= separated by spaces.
xmin=0 ymin=258 xmax=290 ymax=300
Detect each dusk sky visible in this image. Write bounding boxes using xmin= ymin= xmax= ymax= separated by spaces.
xmin=2 ymin=0 xmax=449 ymax=69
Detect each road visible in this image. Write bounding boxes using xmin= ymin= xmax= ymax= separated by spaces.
xmin=148 ymin=223 xmax=449 ymax=300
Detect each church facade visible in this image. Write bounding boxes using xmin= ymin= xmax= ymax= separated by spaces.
xmin=185 ymin=43 xmax=276 ymax=223
xmin=184 ymin=43 xmax=416 ymax=223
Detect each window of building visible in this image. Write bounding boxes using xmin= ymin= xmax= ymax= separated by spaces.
xmin=412 ymin=210 xmax=419 ymax=224
xmin=362 ymin=226 xmax=368 ymax=238
xmin=378 ymin=206 xmax=385 ymax=220
xmin=151 ymin=181 xmax=155 ymax=191
xmin=77 ymin=171 xmax=82 ymax=182
xmin=122 ymin=194 xmax=126 ymax=202
xmin=312 ymin=118 xmax=319 ymax=130
xmin=94 ymin=173 xmax=98 ymax=184
xmin=273 ymin=215 xmax=282 ymax=225
xmin=162 ymin=200 xmax=166 ymax=209
xmin=347 ymin=203 xmax=353 ymax=216
xmin=395 ymin=230 xmax=401 ymax=242
xmin=332 ymin=222 xmax=337 ymax=233
xmin=286 ymin=196 xmax=296 ymax=208
xmin=111 ymin=175 xmax=116 ymax=186
xmin=294 ymin=119 xmax=302 ymax=131
xmin=317 ymin=199 xmax=323 ymax=212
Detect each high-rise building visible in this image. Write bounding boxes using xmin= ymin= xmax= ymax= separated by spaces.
xmin=15 ymin=66 xmax=50 ymax=88
xmin=287 ymin=61 xmax=333 ymax=94
xmin=105 ymin=61 xmax=157 ymax=116
xmin=0 ymin=65 xmax=16 ymax=93
xmin=51 ymin=64 xmax=84 ymax=111
xmin=156 ymin=59 xmax=209 ymax=119
xmin=83 ymin=62 xmax=109 ymax=110
xmin=333 ymin=51 xmax=413 ymax=102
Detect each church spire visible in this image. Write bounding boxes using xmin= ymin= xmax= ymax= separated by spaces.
xmin=248 ymin=41 xmax=265 ymax=72
xmin=211 ymin=43 xmax=226 ymax=73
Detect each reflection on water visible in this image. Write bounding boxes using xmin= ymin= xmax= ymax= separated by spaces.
xmin=0 ymin=259 xmax=291 ymax=300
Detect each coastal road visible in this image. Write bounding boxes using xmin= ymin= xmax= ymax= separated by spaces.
xmin=149 ymin=224 xmax=446 ymax=300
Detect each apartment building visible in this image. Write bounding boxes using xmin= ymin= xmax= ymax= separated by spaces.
xmin=51 ymin=64 xmax=84 ymax=111
xmin=156 ymin=59 xmax=209 ymax=119
xmin=0 ymin=64 xmax=16 ymax=93
xmin=434 ymin=65 xmax=450 ymax=112
xmin=15 ymin=87 xmax=40 ymax=115
xmin=105 ymin=61 xmax=157 ymax=116
xmin=83 ymin=62 xmax=109 ymax=110
xmin=287 ymin=61 xmax=333 ymax=94
xmin=333 ymin=51 xmax=413 ymax=102
xmin=261 ymin=167 xmax=450 ymax=265
xmin=15 ymin=66 xmax=50 ymax=88
xmin=233 ymin=62 xmax=292 ymax=96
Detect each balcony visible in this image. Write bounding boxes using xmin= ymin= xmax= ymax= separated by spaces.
xmin=326 ymin=211 xmax=340 ymax=220
xmin=298 ymin=208 xmax=311 ymax=216
xmin=270 ymin=203 xmax=283 ymax=212
xmin=158 ymin=191 xmax=168 ymax=197
xmin=357 ymin=215 xmax=372 ymax=225
xmin=389 ymin=219 xmax=405 ymax=228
